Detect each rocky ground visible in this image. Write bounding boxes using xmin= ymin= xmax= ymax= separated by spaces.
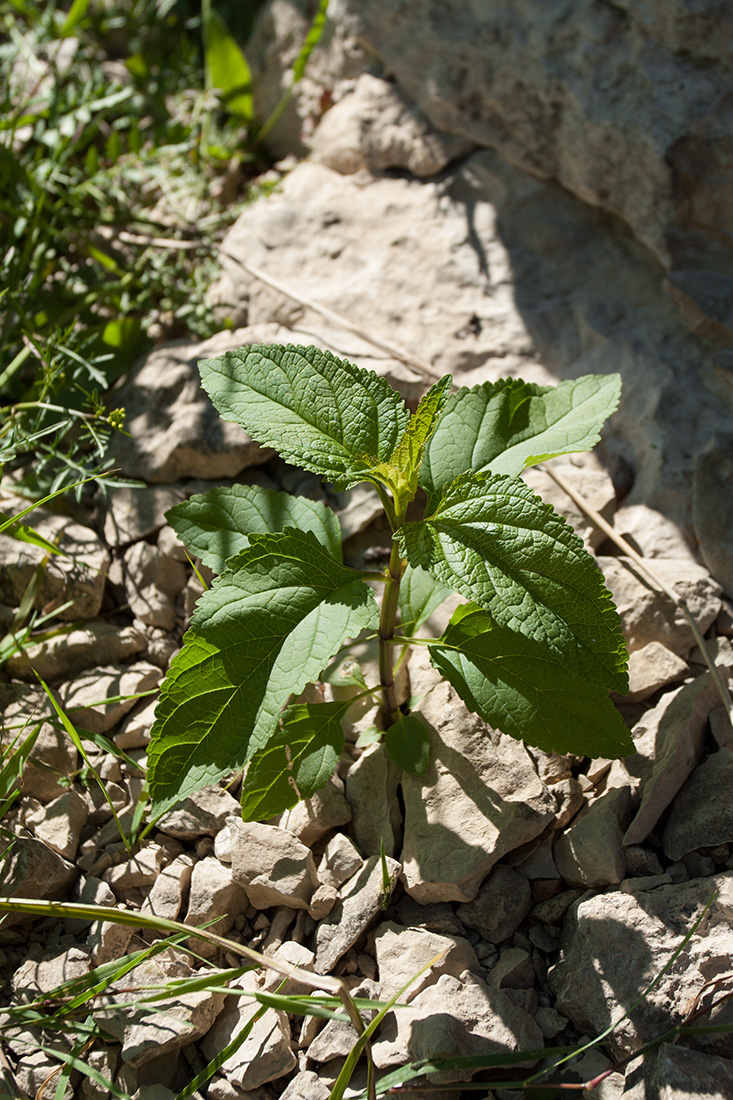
xmin=3 ymin=1 xmax=733 ymax=1097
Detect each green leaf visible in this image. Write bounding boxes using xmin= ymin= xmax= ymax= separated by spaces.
xmin=430 ymin=604 xmax=634 ymax=758
xmin=395 ymin=471 xmax=628 ymax=693
xmin=369 ymin=375 xmax=452 ymax=509
xmin=398 ymin=565 xmax=452 ymax=637
xmin=147 ymin=529 xmax=378 ymax=818
xmin=198 ymin=344 xmax=409 ymax=491
xmin=240 ymin=701 xmax=347 ymax=822
xmin=420 ymin=374 xmax=622 ymax=508
xmin=167 ymin=484 xmax=342 ymax=573
xmin=0 ymin=514 xmax=65 ymax=556
xmin=384 ymin=712 xmax=431 ymax=775
xmin=204 ymin=8 xmax=254 ymax=120
xmin=60 ymin=0 xmax=90 ymax=37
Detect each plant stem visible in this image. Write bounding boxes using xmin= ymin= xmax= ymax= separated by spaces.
xmin=378 ymin=539 xmax=405 ymax=726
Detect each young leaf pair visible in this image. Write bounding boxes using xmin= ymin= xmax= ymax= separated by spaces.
xmin=147 ymin=344 xmax=632 ymax=822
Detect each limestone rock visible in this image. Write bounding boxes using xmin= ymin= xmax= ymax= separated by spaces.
xmin=334 ymin=0 xmax=733 ymax=271
xmin=373 ymin=921 xmax=480 ymax=1003
xmin=269 ymin=774 xmax=352 ymax=847
xmin=229 ymin=818 xmax=319 ymax=910
xmin=103 ymin=485 xmax=187 ymax=547
xmin=0 ymin=835 xmax=77 ymax=912
xmin=88 ymin=914 xmax=136 ymax=966
xmin=617 ymin=641 xmax=689 ymax=703
xmin=314 ymin=853 xmax=401 ymax=974
xmin=400 ymin=652 xmax=555 ymax=903
xmin=141 ymin=854 xmax=195 ymax=924
xmin=622 ymin=1042 xmax=733 ymax=1100
xmin=550 ymin=872 xmax=733 ymax=1058
xmin=624 ymin=672 xmax=724 ymax=846
xmin=307 ymin=978 xmax=380 ymax=1063
xmin=456 ymin=865 xmax=532 ymax=944
xmin=5 ymin=621 xmax=147 ymax=682
xmin=200 ymin=971 xmax=296 ymax=1089
xmin=57 ymin=662 xmax=161 ymax=734
xmin=663 ymin=747 xmax=733 ymax=861
xmin=554 ymin=763 xmax=637 ymax=888
xmin=24 ymin=788 xmax=88 ymax=860
xmin=103 ymin=843 xmax=168 ymax=894
xmin=13 ymin=945 xmax=90 ymax=999
xmin=614 ymin=503 xmax=699 ymax=562
xmin=371 ymin=968 xmax=544 ymax=1072
xmin=694 ymin=434 xmax=733 ymax=599
xmin=0 ymin=510 xmax=109 ymax=620
xmin=122 ymin=542 xmax=187 ymax=631
xmin=597 ymin=556 xmax=722 ymax=656
xmin=184 ymin=856 xmax=248 ymax=954
xmin=311 ymin=72 xmax=471 ymax=178
xmin=13 ymin=705 xmax=78 ymax=801
xmin=115 ymin=696 xmax=159 ymax=750
xmin=280 ymin=1071 xmax=331 ymax=1100
xmin=344 ymin=742 xmax=401 ymax=858
xmin=318 ymin=833 xmax=364 ymax=890
xmin=102 ymin=949 xmax=226 ymax=1067
xmin=106 ymin=328 xmax=273 ymax=481
xmin=157 ymin=785 xmax=241 ymax=840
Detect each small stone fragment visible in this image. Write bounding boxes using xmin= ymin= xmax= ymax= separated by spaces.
xmin=554 ymin=766 xmax=636 ymax=888
xmin=309 ymin=883 xmax=338 ymax=920
xmin=371 ymin=969 xmax=544 ymax=1071
xmin=157 ymin=785 xmax=241 ymax=840
xmin=597 ymin=556 xmax=721 ymax=656
xmin=400 ymin=653 xmax=555 ymax=903
xmin=617 ymin=641 xmax=689 ymax=703
xmin=0 ymin=510 xmax=109 ymax=620
xmin=103 ymin=485 xmax=186 ymax=547
xmin=104 ymin=843 xmax=168 ymax=894
xmin=624 ymin=672 xmax=724 ymax=846
xmin=102 ymin=949 xmax=226 ymax=1067
xmin=185 ymin=856 xmax=248 ymax=954
xmin=24 ymin=787 xmax=88 ymax=860
xmin=344 ymin=742 xmax=402 ymax=858
xmin=122 ymin=542 xmax=187 ymax=630
xmin=550 ymin=872 xmax=733 ymax=1058
xmin=88 ymin=913 xmax=136 ymax=966
xmin=663 ymin=747 xmax=733 ymax=860
xmin=622 ymin=1041 xmax=733 ymax=1099
xmin=200 ymin=971 xmax=296 ymax=1089
xmin=5 ymin=621 xmax=147 ymax=682
xmin=57 ymin=661 xmax=161 ymax=734
xmin=373 ymin=921 xmax=480 ymax=1003
xmin=0 ymin=836 xmax=77 ymax=913
xmin=13 ymin=945 xmax=91 ymax=999
xmin=318 ymin=832 xmax=364 ymax=889
xmin=280 ymin=1071 xmax=331 ymax=1100
xmin=315 ymin=853 xmax=401 ymax=974
xmin=115 ymin=696 xmax=159 ymax=750
xmin=141 ymin=854 xmax=195 ymax=924
xmin=457 ymin=865 xmax=532 ymax=944
xmin=270 ymin=775 xmax=352 ymax=846
xmin=308 ymin=978 xmax=380 ymax=1062
xmin=229 ymin=818 xmax=319 ymax=910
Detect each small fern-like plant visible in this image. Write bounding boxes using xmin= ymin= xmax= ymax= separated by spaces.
xmin=147 ymin=344 xmax=632 ymax=821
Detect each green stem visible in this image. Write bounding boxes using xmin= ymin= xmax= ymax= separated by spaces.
xmin=378 ymin=540 xmax=405 ymax=726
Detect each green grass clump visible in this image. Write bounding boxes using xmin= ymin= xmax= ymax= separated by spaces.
xmin=0 ymin=0 xmax=271 ymax=497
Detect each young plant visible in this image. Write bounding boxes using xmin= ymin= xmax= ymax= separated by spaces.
xmin=147 ymin=344 xmax=632 ymax=821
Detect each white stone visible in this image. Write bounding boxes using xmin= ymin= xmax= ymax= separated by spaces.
xmin=229 ymin=818 xmax=319 ymax=910
xmin=551 ymin=872 xmax=733 ymax=1059
xmin=373 ymin=921 xmax=480 ymax=1003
